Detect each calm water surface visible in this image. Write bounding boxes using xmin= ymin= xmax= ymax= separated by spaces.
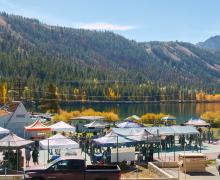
xmin=56 ymin=102 xmax=220 ymax=124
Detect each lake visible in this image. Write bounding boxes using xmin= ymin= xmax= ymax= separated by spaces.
xmin=56 ymin=102 xmax=220 ymax=124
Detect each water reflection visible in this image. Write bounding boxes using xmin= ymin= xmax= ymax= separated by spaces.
xmin=55 ymin=103 xmax=220 ymax=124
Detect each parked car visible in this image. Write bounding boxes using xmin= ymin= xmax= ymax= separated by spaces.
xmin=24 ymin=156 xmax=121 ymax=180
xmin=216 ymin=153 xmax=220 ymax=174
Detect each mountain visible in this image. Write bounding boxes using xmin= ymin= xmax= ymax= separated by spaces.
xmin=0 ymin=13 xmax=220 ymax=102
xmin=198 ymin=35 xmax=220 ymax=50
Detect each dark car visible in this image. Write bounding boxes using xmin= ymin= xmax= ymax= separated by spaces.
xmin=24 ymin=156 xmax=121 ymax=180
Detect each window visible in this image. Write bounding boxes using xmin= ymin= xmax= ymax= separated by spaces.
xmin=69 ymin=160 xmax=85 ymax=170
xmin=50 ymin=160 xmax=85 ymax=171
xmin=52 ymin=160 xmax=71 ymax=170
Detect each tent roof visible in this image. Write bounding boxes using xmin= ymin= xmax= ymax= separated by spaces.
xmin=49 ymin=121 xmax=76 ymax=132
xmin=0 ymin=127 xmax=10 ymax=134
xmin=25 ymin=120 xmax=51 ymax=132
xmin=84 ymin=121 xmax=108 ymax=128
xmin=112 ymin=125 xmax=199 ymax=137
xmin=170 ymin=125 xmax=199 ymax=135
xmin=93 ymin=131 xmax=134 ymax=147
xmin=125 ymin=115 xmax=140 ymax=121
xmin=116 ymin=121 xmax=141 ymax=128
xmin=0 ymin=109 xmax=11 ymax=117
xmin=161 ymin=116 xmax=176 ymax=121
xmin=112 ymin=128 xmax=159 ymax=142
xmin=70 ymin=116 xmax=105 ymax=121
xmin=184 ymin=119 xmax=210 ymax=127
xmin=0 ymin=133 xmax=33 ymax=149
xmin=126 ymin=129 xmax=159 ymax=142
xmin=40 ymin=134 xmax=79 ymax=149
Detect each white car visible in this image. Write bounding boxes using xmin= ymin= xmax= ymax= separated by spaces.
xmin=216 ymin=154 xmax=220 ymax=174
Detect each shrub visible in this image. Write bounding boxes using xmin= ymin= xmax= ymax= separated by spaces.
xmin=200 ymin=111 xmax=220 ymax=127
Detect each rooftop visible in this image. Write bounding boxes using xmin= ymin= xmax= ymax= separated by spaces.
xmin=0 ymin=109 xmax=11 ymax=117
xmin=70 ymin=116 xmax=105 ymax=121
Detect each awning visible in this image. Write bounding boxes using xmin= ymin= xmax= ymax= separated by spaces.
xmin=49 ymin=121 xmax=76 ymax=132
xmin=0 ymin=133 xmax=33 ymax=149
xmin=84 ymin=121 xmax=108 ymax=129
xmin=183 ymin=119 xmax=210 ymax=127
xmin=127 ymin=129 xmax=159 ymax=142
xmin=93 ymin=131 xmax=134 ymax=147
xmin=70 ymin=116 xmax=105 ymax=121
xmin=0 ymin=127 xmax=10 ymax=134
xmin=111 ymin=128 xmax=160 ymax=142
xmin=125 ymin=115 xmax=140 ymax=121
xmin=40 ymin=134 xmax=79 ymax=149
xmin=161 ymin=116 xmax=176 ymax=121
xmin=25 ymin=120 xmax=51 ymax=132
xmin=112 ymin=126 xmax=199 ymax=137
xmin=116 ymin=121 xmax=141 ymax=128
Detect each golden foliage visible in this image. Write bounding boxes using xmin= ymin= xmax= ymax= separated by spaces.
xmin=107 ymin=88 xmax=120 ymax=100
xmin=53 ymin=109 xmax=80 ymax=122
xmin=200 ymin=111 xmax=220 ymax=127
xmin=52 ymin=108 xmax=119 ymax=122
xmin=196 ymin=92 xmax=220 ymax=102
xmin=140 ymin=113 xmax=175 ymax=124
xmin=0 ymin=82 xmax=8 ymax=104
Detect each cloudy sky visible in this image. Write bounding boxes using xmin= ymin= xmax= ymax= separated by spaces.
xmin=0 ymin=0 xmax=220 ymax=43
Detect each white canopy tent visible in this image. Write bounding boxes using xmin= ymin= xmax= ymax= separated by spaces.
xmin=40 ymin=134 xmax=79 ymax=149
xmin=116 ymin=121 xmax=141 ymax=128
xmin=125 ymin=115 xmax=140 ymax=121
xmin=93 ymin=131 xmax=134 ymax=147
xmin=0 ymin=133 xmax=33 ymax=149
xmin=0 ymin=127 xmax=10 ymax=134
xmin=84 ymin=121 xmax=108 ymax=129
xmin=49 ymin=121 xmax=76 ymax=132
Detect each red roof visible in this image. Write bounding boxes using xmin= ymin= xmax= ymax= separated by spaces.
xmin=25 ymin=120 xmax=51 ymax=132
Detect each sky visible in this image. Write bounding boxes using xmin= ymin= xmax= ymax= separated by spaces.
xmin=0 ymin=0 xmax=220 ymax=43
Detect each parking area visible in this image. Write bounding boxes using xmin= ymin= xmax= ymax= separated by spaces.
xmin=164 ymin=165 xmax=219 ymax=180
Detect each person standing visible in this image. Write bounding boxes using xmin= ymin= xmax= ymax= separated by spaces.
xmin=32 ymin=147 xmax=39 ymax=166
xmin=25 ymin=147 xmax=31 ymax=167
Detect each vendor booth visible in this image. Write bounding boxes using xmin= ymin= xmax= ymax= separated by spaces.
xmin=49 ymin=121 xmax=76 ymax=132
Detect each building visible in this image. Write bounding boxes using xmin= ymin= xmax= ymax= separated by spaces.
xmin=0 ymin=102 xmax=33 ymax=137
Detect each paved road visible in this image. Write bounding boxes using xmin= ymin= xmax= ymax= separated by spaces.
xmin=164 ymin=165 xmax=219 ymax=180
xmin=156 ymin=142 xmax=220 ymax=162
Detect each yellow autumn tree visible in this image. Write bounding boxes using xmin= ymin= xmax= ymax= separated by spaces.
xmin=73 ymin=88 xmax=80 ymax=100
xmin=0 ymin=82 xmax=8 ymax=104
xmin=140 ymin=113 xmax=174 ymax=125
xmin=200 ymin=111 xmax=220 ymax=127
xmin=52 ymin=108 xmax=119 ymax=123
xmin=107 ymin=88 xmax=120 ymax=100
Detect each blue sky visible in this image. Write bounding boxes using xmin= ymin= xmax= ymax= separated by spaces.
xmin=0 ymin=0 xmax=220 ymax=43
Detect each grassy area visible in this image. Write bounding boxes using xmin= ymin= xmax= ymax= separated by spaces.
xmin=121 ymin=165 xmax=159 ymax=179
xmin=206 ymin=159 xmax=216 ymax=165
xmin=212 ymin=128 xmax=220 ymax=139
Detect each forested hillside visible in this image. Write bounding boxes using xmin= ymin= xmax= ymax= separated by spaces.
xmin=0 ymin=13 xmax=220 ymax=103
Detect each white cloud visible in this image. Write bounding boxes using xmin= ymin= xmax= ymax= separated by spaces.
xmin=78 ymin=22 xmax=136 ymax=31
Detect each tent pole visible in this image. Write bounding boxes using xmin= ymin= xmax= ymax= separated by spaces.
xmin=174 ymin=133 xmax=175 ymax=161
xmin=147 ymin=133 xmax=148 ymax=163
xmin=116 ymin=136 xmax=118 ymax=164
xmin=47 ymin=139 xmax=49 ymax=163
xmin=17 ymin=149 xmax=18 ymax=172
xmin=157 ymin=130 xmax=160 ymax=158
xmin=85 ymin=140 xmax=87 ymax=163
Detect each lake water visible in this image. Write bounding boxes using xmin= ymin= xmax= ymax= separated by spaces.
xmin=58 ymin=102 xmax=220 ymax=124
